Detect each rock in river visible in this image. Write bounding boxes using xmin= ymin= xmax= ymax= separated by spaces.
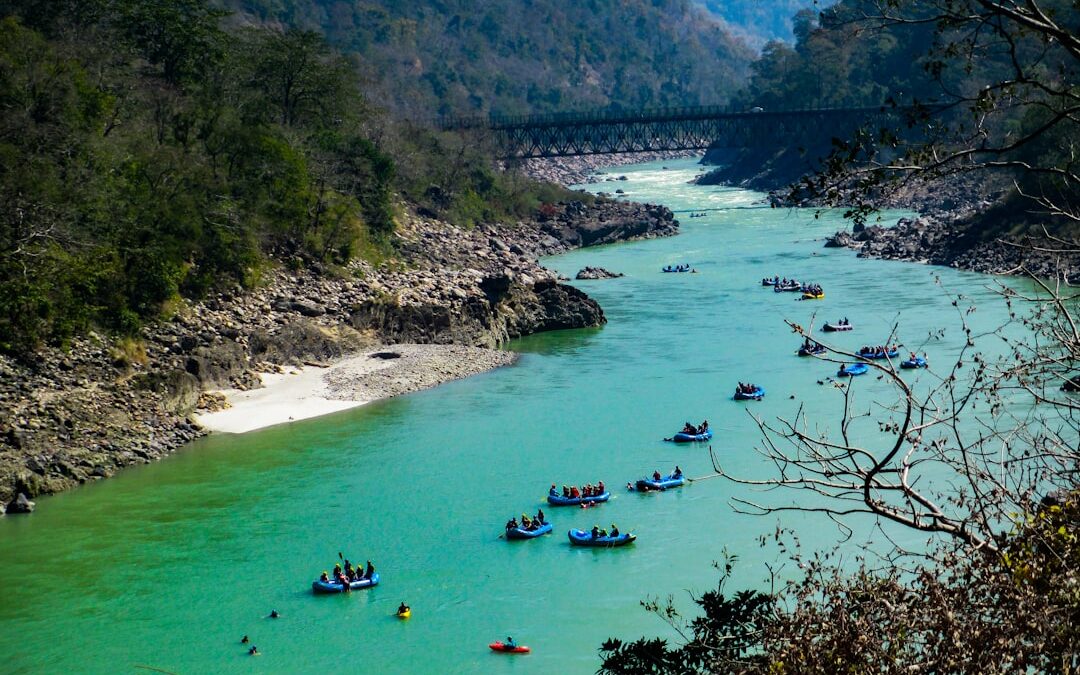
xmin=575 ymin=266 xmax=624 ymax=280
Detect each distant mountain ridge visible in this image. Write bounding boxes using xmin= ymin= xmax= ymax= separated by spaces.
xmin=696 ymin=0 xmax=823 ymax=45
xmin=220 ymin=0 xmax=756 ymax=116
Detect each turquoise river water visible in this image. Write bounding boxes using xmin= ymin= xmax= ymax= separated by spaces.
xmin=0 ymin=159 xmax=1026 ymax=673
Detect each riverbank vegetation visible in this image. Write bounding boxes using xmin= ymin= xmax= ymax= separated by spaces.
xmin=601 ymin=495 xmax=1080 ymax=672
xmin=0 ymin=0 xmax=584 ymax=355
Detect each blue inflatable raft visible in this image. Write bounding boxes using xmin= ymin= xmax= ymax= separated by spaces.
xmin=568 ymin=529 xmax=636 ymax=547
xmin=506 ymin=522 xmax=553 ymax=539
xmin=858 ymin=349 xmax=899 ymax=359
xmin=901 ymin=357 xmax=927 ymax=369
xmin=547 ymin=491 xmax=611 ymax=506
xmin=634 ymin=474 xmax=685 ymax=491
xmin=733 ymin=387 xmax=765 ymax=400
xmin=312 ymin=572 xmax=380 ymax=594
xmin=838 ymin=363 xmax=869 ymax=377
xmin=669 ymin=428 xmax=714 ymax=442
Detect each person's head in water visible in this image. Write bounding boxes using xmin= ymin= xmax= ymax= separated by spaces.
xmin=241 ymin=635 xmax=249 ymax=644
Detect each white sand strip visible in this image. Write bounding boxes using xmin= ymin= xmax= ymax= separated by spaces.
xmin=193 ymin=344 xmax=516 ymax=434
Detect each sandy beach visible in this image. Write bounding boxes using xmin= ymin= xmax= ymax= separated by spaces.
xmin=193 ymin=344 xmax=518 ymax=433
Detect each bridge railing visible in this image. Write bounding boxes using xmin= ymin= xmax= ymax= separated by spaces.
xmin=434 ymin=101 xmax=947 ymax=132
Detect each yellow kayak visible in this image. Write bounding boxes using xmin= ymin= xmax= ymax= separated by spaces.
xmin=397 ymin=609 xmax=411 ymax=619
xmin=802 ymin=292 xmax=824 ymax=300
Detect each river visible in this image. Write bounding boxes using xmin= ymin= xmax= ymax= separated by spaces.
xmin=0 ymin=158 xmax=1022 ymax=673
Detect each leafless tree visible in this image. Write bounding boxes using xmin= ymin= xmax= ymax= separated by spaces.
xmin=713 ymin=276 xmax=1080 ymax=556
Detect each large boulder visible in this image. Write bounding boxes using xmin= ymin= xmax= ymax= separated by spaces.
xmin=6 ymin=493 xmax=34 ymax=514
xmin=249 ymin=319 xmax=375 ymax=366
xmin=351 ymin=296 xmax=495 ymax=346
xmin=290 ymin=300 xmax=327 ymax=317
xmin=134 ymin=370 xmax=201 ymax=415
xmin=352 ymin=280 xmax=605 ymax=348
xmin=540 ymin=200 xmax=679 ymax=249
xmin=576 ymin=266 xmax=624 ymax=280
xmin=520 ymin=280 xmax=606 ymax=333
xmin=824 ymin=231 xmax=855 ymax=248
xmin=184 ymin=342 xmax=250 ymax=389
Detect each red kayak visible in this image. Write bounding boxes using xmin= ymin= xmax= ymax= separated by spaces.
xmin=489 ymin=642 xmax=530 ymax=654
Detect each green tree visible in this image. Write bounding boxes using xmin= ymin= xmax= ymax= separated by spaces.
xmin=114 ymin=0 xmax=227 ymax=84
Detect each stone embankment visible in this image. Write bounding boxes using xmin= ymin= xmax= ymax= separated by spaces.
xmin=0 ymin=198 xmax=678 ymax=511
xmin=698 ymin=145 xmax=1080 ymax=278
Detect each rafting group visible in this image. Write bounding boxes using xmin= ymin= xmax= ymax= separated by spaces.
xmin=506 ymin=509 xmax=547 ymax=532
xmin=663 ymin=263 xmax=695 ymax=273
xmin=798 ymin=337 xmax=826 ymax=356
xmin=630 ymin=466 xmax=685 ymax=492
xmin=551 ymin=482 xmax=607 ymax=500
xmin=800 ymin=283 xmax=824 ymax=299
xmin=770 ymin=278 xmax=804 ymax=292
xmin=314 ymin=558 xmax=377 ymax=593
xmin=734 ymin=382 xmax=764 ymax=399
xmin=586 ymin=523 xmax=622 ymax=538
xmin=688 ymin=211 xmax=709 ymax=218
xmin=858 ymin=344 xmax=899 ymax=358
xmin=681 ymin=420 xmax=709 ymax=435
xmin=649 ymin=467 xmax=682 ymax=481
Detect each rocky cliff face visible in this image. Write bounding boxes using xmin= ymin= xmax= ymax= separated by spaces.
xmin=699 ymin=144 xmax=1077 ymax=278
xmin=826 ymin=215 xmax=1080 ymax=279
xmin=351 ymin=278 xmax=604 ymax=347
xmin=532 ymin=199 xmax=678 ymax=249
xmin=0 ymin=198 xmax=674 ymax=510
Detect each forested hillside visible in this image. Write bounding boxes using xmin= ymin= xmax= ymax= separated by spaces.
xmin=736 ymin=2 xmax=940 ymax=110
xmin=0 ymin=0 xmax=576 ymax=355
xmin=711 ymin=0 xmax=1078 ymax=238
xmin=219 ymin=0 xmax=755 ymax=115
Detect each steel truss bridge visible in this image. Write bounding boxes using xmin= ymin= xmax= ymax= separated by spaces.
xmin=437 ymin=105 xmax=926 ymax=158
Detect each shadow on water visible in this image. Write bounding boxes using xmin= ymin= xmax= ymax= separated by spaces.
xmin=505 ymin=325 xmax=604 ymax=356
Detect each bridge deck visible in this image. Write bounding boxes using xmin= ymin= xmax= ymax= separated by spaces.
xmin=438 ymin=103 xmax=940 ymax=159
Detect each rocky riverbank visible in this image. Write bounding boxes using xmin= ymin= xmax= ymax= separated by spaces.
xmin=825 ymin=215 xmax=1080 ymax=279
xmin=698 ymin=144 xmax=1080 ymax=278
xmin=518 ymin=150 xmax=702 ymax=186
xmin=0 ymin=198 xmax=678 ymax=512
